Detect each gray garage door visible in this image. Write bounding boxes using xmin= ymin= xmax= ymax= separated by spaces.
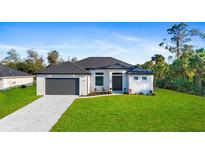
xmin=45 ymin=78 xmax=79 ymax=95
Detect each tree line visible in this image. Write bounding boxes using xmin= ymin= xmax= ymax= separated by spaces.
xmin=0 ymin=49 xmax=78 ymax=74
xmin=137 ymin=23 xmax=205 ymax=96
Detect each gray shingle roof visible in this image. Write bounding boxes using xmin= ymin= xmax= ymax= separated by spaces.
xmin=75 ymin=57 xmax=132 ymax=69
xmin=37 ymin=61 xmax=90 ymax=74
xmin=126 ymin=66 xmax=154 ymax=75
xmin=0 ymin=65 xmax=32 ymax=77
xmin=36 ymin=57 xmax=154 ymax=75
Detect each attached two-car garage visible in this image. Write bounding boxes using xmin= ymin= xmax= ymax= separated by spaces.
xmin=36 ymin=74 xmax=90 ymax=96
xmin=36 ymin=60 xmax=91 ymax=96
xmin=45 ymin=78 xmax=79 ymax=95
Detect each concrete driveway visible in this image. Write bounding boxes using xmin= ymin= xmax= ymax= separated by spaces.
xmin=0 ymin=95 xmax=78 ymax=132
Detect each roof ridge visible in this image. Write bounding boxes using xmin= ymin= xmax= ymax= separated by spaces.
xmin=110 ymin=57 xmax=133 ymax=66
xmin=76 ymin=57 xmax=112 ymax=63
xmin=65 ymin=61 xmax=90 ymax=73
xmin=37 ymin=60 xmax=91 ymax=74
xmin=75 ymin=57 xmax=133 ymax=69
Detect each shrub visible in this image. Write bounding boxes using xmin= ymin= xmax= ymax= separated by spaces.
xmin=21 ymin=85 xmax=27 ymax=88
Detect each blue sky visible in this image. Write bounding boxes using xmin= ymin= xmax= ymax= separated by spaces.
xmin=0 ymin=22 xmax=205 ymax=64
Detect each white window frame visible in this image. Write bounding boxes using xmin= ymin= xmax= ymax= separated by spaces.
xmin=95 ymin=72 xmax=104 ymax=86
xmin=134 ymin=76 xmax=139 ymax=80
xmin=142 ymin=76 xmax=147 ymax=80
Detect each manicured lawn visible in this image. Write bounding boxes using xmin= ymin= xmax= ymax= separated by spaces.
xmin=52 ymin=89 xmax=205 ymax=132
xmin=0 ymin=86 xmax=40 ymax=119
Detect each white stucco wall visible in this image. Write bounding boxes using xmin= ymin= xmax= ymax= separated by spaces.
xmin=90 ymin=69 xmax=128 ymax=92
xmin=36 ymin=74 xmax=90 ymax=96
xmin=36 ymin=71 xmax=154 ymax=96
xmin=0 ymin=79 xmax=3 ymax=90
xmin=87 ymin=75 xmax=91 ymax=94
xmin=128 ymin=75 xmax=154 ymax=94
xmin=0 ymin=76 xmax=33 ymax=90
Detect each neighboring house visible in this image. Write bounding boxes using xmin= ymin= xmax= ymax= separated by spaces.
xmin=36 ymin=57 xmax=154 ymax=96
xmin=0 ymin=65 xmax=34 ymax=90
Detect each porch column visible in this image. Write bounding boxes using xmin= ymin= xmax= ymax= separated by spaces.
xmin=108 ymin=71 xmax=112 ymax=90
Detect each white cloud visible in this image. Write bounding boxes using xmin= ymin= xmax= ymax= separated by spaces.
xmin=0 ymin=44 xmax=27 ymax=51
xmin=115 ymin=34 xmax=141 ymax=43
xmin=39 ymin=43 xmax=83 ymax=50
xmin=93 ymin=40 xmax=132 ymax=53
xmin=0 ymin=33 xmax=173 ymax=65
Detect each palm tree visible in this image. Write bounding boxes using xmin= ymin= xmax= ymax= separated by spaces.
xmin=189 ymin=51 xmax=205 ymax=89
xmin=179 ymin=51 xmax=195 ymax=80
xmin=151 ymin=54 xmax=168 ymax=80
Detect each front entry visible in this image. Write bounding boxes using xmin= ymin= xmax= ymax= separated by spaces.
xmin=112 ymin=75 xmax=122 ymax=91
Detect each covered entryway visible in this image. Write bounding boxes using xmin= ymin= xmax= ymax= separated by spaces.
xmin=45 ymin=78 xmax=79 ymax=95
xmin=112 ymin=73 xmax=122 ymax=91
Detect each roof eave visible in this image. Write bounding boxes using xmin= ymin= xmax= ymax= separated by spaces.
xmin=0 ymin=75 xmax=34 ymax=78
xmin=36 ymin=72 xmax=91 ymax=75
xmin=86 ymin=67 xmax=130 ymax=69
xmin=127 ymin=72 xmax=154 ymax=75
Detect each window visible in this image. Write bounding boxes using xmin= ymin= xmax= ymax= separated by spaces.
xmin=112 ymin=73 xmax=122 ymax=75
xmin=95 ymin=72 xmax=104 ymax=86
xmin=142 ymin=76 xmax=147 ymax=80
xmin=134 ymin=76 xmax=139 ymax=80
xmin=95 ymin=72 xmax=103 ymax=75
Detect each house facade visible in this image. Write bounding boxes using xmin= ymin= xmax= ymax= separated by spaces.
xmin=36 ymin=57 xmax=154 ymax=96
xmin=0 ymin=65 xmax=34 ymax=90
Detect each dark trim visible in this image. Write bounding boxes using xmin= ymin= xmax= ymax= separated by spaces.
xmin=95 ymin=72 xmax=104 ymax=75
xmin=127 ymin=72 xmax=154 ymax=75
xmin=87 ymin=68 xmax=129 ymax=69
xmin=112 ymin=73 xmax=123 ymax=75
xmin=36 ymin=73 xmax=91 ymax=75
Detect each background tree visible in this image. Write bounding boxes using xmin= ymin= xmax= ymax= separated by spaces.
xmin=47 ymin=50 xmax=59 ymax=66
xmin=135 ymin=23 xmax=205 ymax=95
xmin=168 ymin=56 xmax=173 ymax=64
xmin=24 ymin=49 xmax=45 ymax=74
xmin=152 ymin=55 xmax=168 ymax=80
xmin=58 ymin=57 xmax=65 ymax=64
xmin=4 ymin=49 xmax=20 ymax=62
xmin=159 ymin=22 xmax=191 ymax=59
xmin=189 ymin=50 xmax=205 ymax=92
xmin=1 ymin=49 xmax=21 ymax=69
xmin=67 ymin=56 xmax=71 ymax=62
xmin=141 ymin=61 xmax=154 ymax=70
xmin=71 ymin=57 xmax=78 ymax=62
xmin=190 ymin=29 xmax=205 ymax=40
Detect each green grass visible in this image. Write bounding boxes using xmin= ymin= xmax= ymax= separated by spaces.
xmin=0 ymin=86 xmax=40 ymax=119
xmin=51 ymin=89 xmax=205 ymax=132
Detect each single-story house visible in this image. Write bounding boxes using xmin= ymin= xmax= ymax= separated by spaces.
xmin=0 ymin=65 xmax=34 ymax=90
xmin=36 ymin=57 xmax=154 ymax=96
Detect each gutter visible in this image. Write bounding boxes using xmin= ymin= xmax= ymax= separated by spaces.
xmin=0 ymin=76 xmax=35 ymax=79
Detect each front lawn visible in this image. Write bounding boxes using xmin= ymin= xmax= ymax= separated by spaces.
xmin=0 ymin=86 xmax=40 ymax=119
xmin=52 ymin=89 xmax=205 ymax=132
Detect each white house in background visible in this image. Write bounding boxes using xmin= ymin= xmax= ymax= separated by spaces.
xmin=36 ymin=57 xmax=154 ymax=96
xmin=0 ymin=65 xmax=34 ymax=90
